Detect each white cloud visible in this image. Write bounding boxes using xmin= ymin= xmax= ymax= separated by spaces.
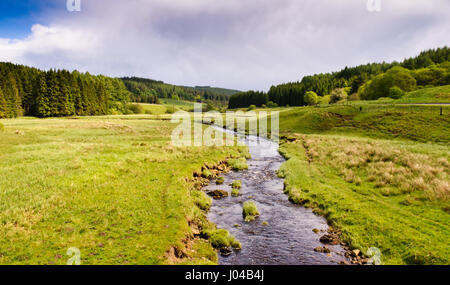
xmin=0 ymin=0 xmax=449 ymax=90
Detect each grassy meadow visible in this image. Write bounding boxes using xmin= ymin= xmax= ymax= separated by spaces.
xmin=0 ymin=116 xmax=247 ymax=265
xmin=273 ymin=86 xmax=450 ymax=264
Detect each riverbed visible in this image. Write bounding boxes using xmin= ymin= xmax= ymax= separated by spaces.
xmin=205 ymin=127 xmax=349 ymax=265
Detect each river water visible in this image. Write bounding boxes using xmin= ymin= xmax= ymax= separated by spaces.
xmin=205 ymin=127 xmax=349 ymax=265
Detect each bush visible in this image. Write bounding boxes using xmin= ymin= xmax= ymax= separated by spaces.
xmin=266 ymin=101 xmax=278 ymax=108
xmin=388 ymin=86 xmax=405 ymax=99
xmin=348 ymin=93 xmax=360 ymax=101
xmin=330 ymin=88 xmax=348 ymax=103
xmin=128 ymin=104 xmax=144 ymax=114
xmin=304 ymin=91 xmax=319 ymax=106
xmin=247 ymin=105 xmax=256 ymax=111
xmin=243 ymin=201 xmax=260 ymax=222
xmin=360 ymin=66 xmax=416 ymax=100
xmin=320 ymin=95 xmax=331 ymax=105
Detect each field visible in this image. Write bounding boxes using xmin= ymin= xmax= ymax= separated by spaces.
xmin=394 ymin=85 xmax=450 ymax=104
xmin=278 ymin=135 xmax=449 ymax=264
xmin=0 ymin=116 xmax=246 ymax=264
xmin=273 ymin=87 xmax=450 ymax=264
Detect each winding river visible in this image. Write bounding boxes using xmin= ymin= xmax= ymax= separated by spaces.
xmin=205 ymin=127 xmax=349 ymax=265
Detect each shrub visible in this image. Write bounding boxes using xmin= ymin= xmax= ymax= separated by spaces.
xmin=348 ymin=93 xmax=360 ymax=101
xmin=330 ymin=88 xmax=348 ymax=103
xmin=320 ymin=95 xmax=331 ymax=105
xmin=247 ymin=105 xmax=256 ymax=111
xmin=304 ymin=91 xmax=319 ymax=106
xmin=128 ymin=104 xmax=144 ymax=114
xmin=360 ymin=66 xmax=416 ymax=100
xmin=266 ymin=101 xmax=278 ymax=108
xmin=243 ymin=201 xmax=260 ymax=222
xmin=388 ymin=86 xmax=405 ymax=99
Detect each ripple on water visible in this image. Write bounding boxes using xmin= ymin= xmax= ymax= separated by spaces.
xmin=205 ymin=127 xmax=349 ymax=265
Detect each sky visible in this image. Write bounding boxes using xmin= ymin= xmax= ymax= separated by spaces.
xmin=0 ymin=0 xmax=449 ymax=91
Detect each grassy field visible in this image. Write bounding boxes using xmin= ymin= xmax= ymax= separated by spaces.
xmin=159 ymin=99 xmax=202 ymax=111
xmin=272 ymin=88 xmax=450 ymax=264
xmin=279 ymin=104 xmax=449 ymax=143
xmin=0 ymin=116 xmax=247 ymax=265
xmin=395 ymin=85 xmax=450 ymax=104
xmin=278 ymin=134 xmax=449 ymax=264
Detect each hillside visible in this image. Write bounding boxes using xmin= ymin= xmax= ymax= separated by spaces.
xmin=122 ymin=77 xmax=239 ymax=105
xmin=229 ymin=47 xmax=450 ymax=108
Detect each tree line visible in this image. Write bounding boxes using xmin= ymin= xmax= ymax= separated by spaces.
xmin=0 ymin=62 xmax=130 ymax=118
xmin=228 ymin=46 xmax=450 ymax=108
xmin=122 ymin=77 xmax=233 ymax=105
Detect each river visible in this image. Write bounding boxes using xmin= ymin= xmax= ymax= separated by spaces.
xmin=204 ymin=127 xmax=349 ymax=265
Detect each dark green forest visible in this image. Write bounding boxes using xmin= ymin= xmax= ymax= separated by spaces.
xmin=122 ymin=77 xmax=237 ymax=105
xmin=0 ymin=63 xmax=240 ymax=118
xmin=0 ymin=62 xmax=130 ymax=118
xmin=229 ymin=47 xmax=450 ymax=108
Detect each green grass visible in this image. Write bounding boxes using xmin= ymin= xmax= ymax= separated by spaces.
xmin=135 ymin=103 xmax=168 ymax=115
xmin=0 ymin=116 xmax=246 ymax=265
xmin=278 ymin=104 xmax=449 ymax=143
xmin=272 ymin=85 xmax=450 ymax=264
xmin=242 ymin=201 xmax=259 ymax=222
xmin=278 ymin=134 xmax=449 ymax=264
xmin=159 ymin=99 xmax=202 ymax=111
xmin=395 ymin=85 xmax=450 ymax=104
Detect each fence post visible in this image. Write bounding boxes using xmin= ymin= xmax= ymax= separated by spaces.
xmin=440 ymin=106 xmax=443 ymax=116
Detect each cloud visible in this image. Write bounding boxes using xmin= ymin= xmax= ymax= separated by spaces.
xmin=0 ymin=0 xmax=449 ymax=90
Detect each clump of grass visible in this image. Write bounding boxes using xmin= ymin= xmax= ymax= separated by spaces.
xmin=231 ymin=180 xmax=242 ymax=189
xmin=204 ymin=229 xmax=241 ymax=250
xmin=202 ymin=169 xmax=213 ymax=179
xmin=228 ymin=158 xmax=248 ymax=171
xmin=192 ymin=191 xmax=212 ymax=211
xmin=216 ymin=177 xmax=224 ymax=185
xmin=243 ymin=201 xmax=259 ymax=222
xmin=231 ymin=180 xmax=242 ymax=197
xmin=0 ymin=123 xmax=4 ymax=132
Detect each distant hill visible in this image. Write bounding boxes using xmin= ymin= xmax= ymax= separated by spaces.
xmin=121 ymin=77 xmax=240 ymax=105
xmin=186 ymin=86 xmax=241 ymax=97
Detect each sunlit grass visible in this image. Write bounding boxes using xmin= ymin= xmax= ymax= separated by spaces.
xmin=0 ymin=116 xmax=245 ymax=265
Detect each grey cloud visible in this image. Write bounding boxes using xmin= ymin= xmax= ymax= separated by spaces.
xmin=1 ymin=0 xmax=449 ymax=90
